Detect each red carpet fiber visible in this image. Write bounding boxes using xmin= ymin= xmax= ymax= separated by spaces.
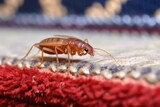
xmin=0 ymin=65 xmax=159 ymax=107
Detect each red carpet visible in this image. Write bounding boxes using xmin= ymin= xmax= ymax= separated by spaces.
xmin=0 ymin=65 xmax=160 ymax=107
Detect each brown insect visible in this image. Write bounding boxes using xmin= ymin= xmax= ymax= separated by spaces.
xmin=20 ymin=35 xmax=119 ymax=66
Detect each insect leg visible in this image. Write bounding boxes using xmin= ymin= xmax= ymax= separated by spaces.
xmin=41 ymin=48 xmax=44 ymax=63
xmin=78 ymin=50 xmax=84 ymax=56
xmin=20 ymin=44 xmax=38 ymax=61
xmin=55 ymin=47 xmax=59 ymax=65
xmin=14 ymin=44 xmax=38 ymax=66
xmin=67 ymin=45 xmax=71 ymax=66
xmin=35 ymin=48 xmax=44 ymax=68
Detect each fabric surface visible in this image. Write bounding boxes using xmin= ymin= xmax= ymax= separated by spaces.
xmin=0 ymin=65 xmax=160 ymax=107
xmin=0 ymin=28 xmax=160 ymax=106
xmin=1 ymin=28 xmax=160 ymax=66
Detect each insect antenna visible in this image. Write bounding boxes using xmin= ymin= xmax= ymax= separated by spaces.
xmin=93 ymin=48 xmax=120 ymax=66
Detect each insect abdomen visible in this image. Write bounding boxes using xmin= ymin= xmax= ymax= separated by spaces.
xmin=41 ymin=38 xmax=68 ymax=44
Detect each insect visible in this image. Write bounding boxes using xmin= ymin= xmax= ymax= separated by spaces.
xmin=19 ymin=35 xmax=119 ymax=66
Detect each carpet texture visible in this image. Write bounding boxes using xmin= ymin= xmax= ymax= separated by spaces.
xmin=0 ymin=65 xmax=160 ymax=107
xmin=0 ymin=28 xmax=160 ymax=106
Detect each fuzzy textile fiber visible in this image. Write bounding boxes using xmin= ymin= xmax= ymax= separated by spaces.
xmin=1 ymin=28 xmax=160 ymax=107
xmin=0 ymin=65 xmax=159 ymax=107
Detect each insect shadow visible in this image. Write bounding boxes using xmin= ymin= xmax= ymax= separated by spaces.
xmin=35 ymin=56 xmax=89 ymax=64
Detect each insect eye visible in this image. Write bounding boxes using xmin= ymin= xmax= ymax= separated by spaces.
xmin=84 ymin=48 xmax=88 ymax=52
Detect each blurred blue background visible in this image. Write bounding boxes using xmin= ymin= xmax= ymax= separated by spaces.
xmin=0 ymin=0 xmax=159 ymax=15
xmin=0 ymin=0 xmax=160 ymax=33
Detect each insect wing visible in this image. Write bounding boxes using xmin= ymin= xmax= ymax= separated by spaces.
xmin=40 ymin=37 xmax=70 ymax=46
xmin=37 ymin=43 xmax=67 ymax=47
